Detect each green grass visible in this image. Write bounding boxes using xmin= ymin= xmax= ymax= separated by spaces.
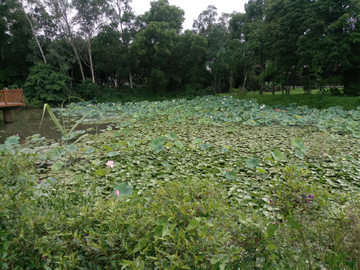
xmin=218 ymin=90 xmax=360 ymax=110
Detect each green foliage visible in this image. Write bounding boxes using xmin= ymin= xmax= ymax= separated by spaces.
xmin=2 ymin=95 xmax=360 ymax=268
xmin=74 ymin=79 xmax=100 ymax=101
xmin=23 ymin=62 xmax=70 ymax=105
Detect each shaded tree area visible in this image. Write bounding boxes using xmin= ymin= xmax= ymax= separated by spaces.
xmin=0 ymin=0 xmax=359 ymax=105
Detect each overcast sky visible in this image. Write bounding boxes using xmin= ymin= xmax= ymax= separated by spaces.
xmin=131 ymin=0 xmax=247 ymax=30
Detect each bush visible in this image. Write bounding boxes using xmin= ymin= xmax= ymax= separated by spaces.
xmin=74 ymin=79 xmax=101 ymax=101
xmin=23 ymin=62 xmax=70 ymax=105
xmin=0 ymin=174 xmax=268 ymax=269
xmin=344 ymin=83 xmax=360 ymax=96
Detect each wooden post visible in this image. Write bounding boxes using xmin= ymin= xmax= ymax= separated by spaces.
xmin=3 ymin=110 xmax=12 ymax=123
xmin=4 ymin=88 xmax=8 ymax=105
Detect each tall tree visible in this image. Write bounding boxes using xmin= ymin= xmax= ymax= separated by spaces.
xmin=21 ymin=0 xmax=48 ymax=64
xmin=230 ymin=0 xmax=268 ymax=94
xmin=72 ymin=0 xmax=110 ymax=83
xmin=46 ymin=0 xmax=86 ymax=82
xmin=192 ymin=5 xmax=218 ymax=37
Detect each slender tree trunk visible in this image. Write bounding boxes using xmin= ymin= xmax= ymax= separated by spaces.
xmin=242 ymin=70 xmax=248 ymax=95
xmin=23 ymin=7 xmax=47 ymax=64
xmin=129 ymin=72 xmax=133 ymax=88
xmin=259 ymin=58 xmax=265 ymax=95
xmin=71 ymin=42 xmax=85 ymax=83
xmin=87 ymin=37 xmax=95 ymax=83
xmin=213 ymin=72 xmax=217 ymax=93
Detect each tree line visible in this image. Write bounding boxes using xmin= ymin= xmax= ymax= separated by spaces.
xmin=0 ymin=0 xmax=359 ymax=104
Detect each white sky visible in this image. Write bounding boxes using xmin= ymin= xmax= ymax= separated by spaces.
xmin=131 ymin=0 xmax=247 ymax=30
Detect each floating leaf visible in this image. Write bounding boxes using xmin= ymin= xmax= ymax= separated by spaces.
xmin=154 ymin=144 xmax=164 ymax=153
xmin=85 ymin=148 xmax=95 ymax=154
xmin=107 ymin=151 xmax=119 ymax=157
xmin=353 ymin=131 xmax=360 ymax=138
xmin=193 ymin=138 xmax=203 ymax=144
xmin=174 ymin=140 xmax=184 ymax=148
xmin=272 ymin=150 xmax=283 ymax=161
xmin=95 ymin=169 xmax=107 ymax=176
xmin=225 ymin=170 xmax=237 ymax=181
xmin=51 ymin=161 xmax=63 ymax=171
xmin=66 ymin=144 xmax=78 ymax=152
xmin=200 ymin=143 xmax=211 ymax=149
xmin=50 ymin=148 xmax=64 ymax=160
xmin=295 ymin=149 xmax=304 ymax=159
xmin=113 ymin=183 xmax=133 ymax=198
xmin=221 ymin=148 xmax=229 ymax=153
xmin=5 ymin=136 xmax=19 ymax=145
xmin=128 ymin=140 xmax=137 ymax=146
xmin=168 ymin=132 xmax=177 ymax=140
xmin=246 ymin=157 xmax=259 ymax=168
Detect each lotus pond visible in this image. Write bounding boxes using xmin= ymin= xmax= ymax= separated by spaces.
xmin=1 ymin=96 xmax=360 ymax=269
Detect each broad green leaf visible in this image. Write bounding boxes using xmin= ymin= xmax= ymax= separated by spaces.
xmin=95 ymin=169 xmax=107 ymax=176
xmin=107 ymin=151 xmax=119 ymax=157
xmin=194 ymin=138 xmax=203 ymax=144
xmin=246 ymin=157 xmax=259 ymax=168
xmin=353 ymin=131 xmax=360 ymax=138
xmin=128 ymin=140 xmax=137 ymax=146
xmin=174 ymin=140 xmax=184 ymax=148
xmin=5 ymin=136 xmax=19 ymax=145
xmin=297 ymin=142 xmax=307 ymax=154
xmin=66 ymin=144 xmax=78 ymax=152
xmin=154 ymin=144 xmax=164 ymax=153
xmin=51 ymin=161 xmax=63 ymax=171
xmin=85 ymin=148 xmax=95 ymax=154
xmin=168 ymin=132 xmax=177 ymax=140
xmin=113 ymin=183 xmax=133 ymax=198
xmin=225 ymin=170 xmax=237 ymax=181
xmin=200 ymin=143 xmax=211 ymax=149
xmin=295 ymin=149 xmax=304 ymax=159
xmin=291 ymin=138 xmax=303 ymax=147
xmin=288 ymin=216 xmax=300 ymax=229
xmin=267 ymin=224 xmax=278 ymax=239
xmin=50 ymin=148 xmax=64 ymax=160
xmin=272 ymin=150 xmax=283 ymax=161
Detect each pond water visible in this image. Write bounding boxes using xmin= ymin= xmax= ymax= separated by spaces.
xmin=0 ymin=109 xmax=111 ymax=144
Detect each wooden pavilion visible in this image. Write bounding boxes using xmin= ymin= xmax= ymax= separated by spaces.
xmin=0 ymin=88 xmax=26 ymax=123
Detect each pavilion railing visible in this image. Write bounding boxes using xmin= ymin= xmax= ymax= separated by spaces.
xmin=0 ymin=88 xmax=25 ymax=105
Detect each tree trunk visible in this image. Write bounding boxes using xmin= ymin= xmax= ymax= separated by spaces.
xmin=129 ymin=72 xmax=133 ymax=88
xmin=87 ymin=37 xmax=95 ymax=83
xmin=259 ymin=58 xmax=265 ymax=95
xmin=242 ymin=70 xmax=248 ymax=95
xmin=23 ymin=7 xmax=47 ymax=64
xmin=213 ymin=72 xmax=217 ymax=93
xmin=71 ymin=42 xmax=86 ymax=83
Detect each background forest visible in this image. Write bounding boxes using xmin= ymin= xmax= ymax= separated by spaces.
xmin=0 ymin=0 xmax=360 ymax=105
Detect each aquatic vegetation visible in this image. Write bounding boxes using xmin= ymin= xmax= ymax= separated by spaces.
xmin=1 ymin=96 xmax=360 ymax=269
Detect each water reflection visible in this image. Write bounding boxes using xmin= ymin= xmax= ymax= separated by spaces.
xmin=0 ymin=109 xmax=112 ymax=144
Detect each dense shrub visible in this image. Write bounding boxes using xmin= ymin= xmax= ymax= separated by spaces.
xmin=74 ymin=79 xmax=101 ymax=101
xmin=23 ymin=62 xmax=70 ymax=105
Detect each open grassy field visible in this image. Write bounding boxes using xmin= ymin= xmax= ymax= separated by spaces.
xmin=1 ymin=96 xmax=360 ymax=269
